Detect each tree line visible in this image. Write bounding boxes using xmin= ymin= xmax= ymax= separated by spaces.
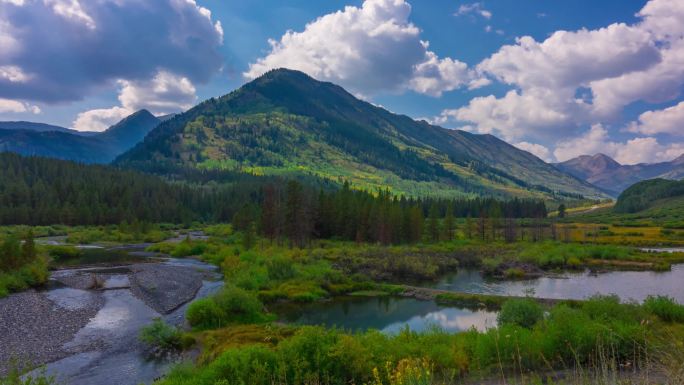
xmin=0 ymin=153 xmax=548 ymax=242
xmin=235 ymin=181 xmax=548 ymax=247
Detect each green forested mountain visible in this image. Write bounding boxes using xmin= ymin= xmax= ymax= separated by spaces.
xmin=117 ymin=69 xmax=604 ymax=200
xmin=615 ymin=178 xmax=684 ymax=213
xmin=0 ymin=110 xmax=160 ymax=163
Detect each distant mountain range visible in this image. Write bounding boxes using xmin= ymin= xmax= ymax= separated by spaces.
xmin=0 ymin=110 xmax=161 ymax=163
xmin=116 ymin=68 xmax=605 ymax=200
xmin=556 ymin=153 xmax=684 ymax=196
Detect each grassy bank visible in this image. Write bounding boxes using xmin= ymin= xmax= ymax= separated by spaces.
xmin=156 ymin=295 xmax=684 ymax=385
xmin=0 ymin=233 xmax=48 ymax=298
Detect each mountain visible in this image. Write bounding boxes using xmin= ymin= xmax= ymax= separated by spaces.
xmin=0 ymin=110 xmax=160 ymax=163
xmin=556 ymin=153 xmax=684 ymax=196
xmin=0 ymin=121 xmax=77 ymax=134
xmin=614 ymin=178 xmax=684 ymax=213
xmin=117 ymin=69 xmax=605 ymax=200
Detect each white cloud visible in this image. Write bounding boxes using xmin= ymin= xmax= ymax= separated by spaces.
xmin=409 ymin=43 xmax=470 ymax=97
xmin=553 ymin=124 xmax=684 ymax=164
xmin=44 ymin=0 xmax=96 ymax=29
xmin=0 ymin=65 xmax=30 ymax=82
xmin=435 ymin=0 xmax=684 ymax=162
xmin=447 ymin=22 xmax=660 ymax=141
xmin=72 ymin=70 xmax=197 ymax=132
xmin=245 ymin=0 xmax=473 ymax=97
xmin=628 ymin=101 xmax=684 ymax=136
xmin=0 ymin=98 xmax=39 ymax=114
xmin=438 ymin=89 xmax=579 ymax=141
xmin=0 ymin=0 xmax=222 ymax=103
xmin=72 ymin=106 xmax=131 ymax=132
xmin=118 ymin=71 xmax=196 ymax=114
xmin=454 ymin=3 xmax=492 ymax=19
xmin=514 ymin=141 xmax=551 ymax=161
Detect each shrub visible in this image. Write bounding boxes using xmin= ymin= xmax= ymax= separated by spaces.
xmin=46 ymin=245 xmax=82 ymax=262
xmin=139 ymin=318 xmax=183 ymax=350
xmin=187 ymin=297 xmax=225 ymax=330
xmin=644 ymin=296 xmax=684 ymax=323
xmin=266 ymin=257 xmax=296 ymax=281
xmin=187 ymin=286 xmax=268 ymax=330
xmin=497 ymin=299 xmax=544 ymax=329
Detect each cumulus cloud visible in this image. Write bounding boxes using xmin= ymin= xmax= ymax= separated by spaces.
xmin=0 ymin=98 xmax=39 ymax=114
xmin=554 ymin=125 xmax=684 ymax=165
xmin=514 ymin=141 xmax=552 ymax=161
xmin=72 ymin=70 xmax=197 ymax=132
xmin=432 ymin=0 xmax=684 ymax=164
xmin=0 ymin=0 xmax=223 ymax=103
xmin=245 ymin=0 xmax=474 ymax=97
xmin=628 ymin=101 xmax=684 ymax=136
xmin=437 ymin=89 xmax=579 ymax=141
xmin=72 ymin=106 xmax=131 ymax=132
xmin=449 ymin=22 xmax=661 ymax=141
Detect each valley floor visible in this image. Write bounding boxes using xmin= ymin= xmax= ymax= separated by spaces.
xmin=2 ymin=224 xmax=684 ymax=385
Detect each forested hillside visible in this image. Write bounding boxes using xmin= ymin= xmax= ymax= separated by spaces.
xmin=117 ymin=69 xmax=604 ymax=200
xmin=615 ymin=179 xmax=684 ymax=213
xmin=0 ymin=154 xmax=546 ymax=243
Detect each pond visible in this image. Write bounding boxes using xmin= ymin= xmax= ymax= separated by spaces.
xmin=273 ymin=296 xmax=497 ymax=333
xmin=431 ymin=264 xmax=684 ymax=303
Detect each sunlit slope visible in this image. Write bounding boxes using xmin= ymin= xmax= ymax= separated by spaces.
xmin=117 ymin=69 xmax=605 ymax=199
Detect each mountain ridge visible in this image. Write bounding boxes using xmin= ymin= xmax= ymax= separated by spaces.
xmin=556 ymin=153 xmax=684 ymax=195
xmin=0 ymin=109 xmax=160 ymax=163
xmin=117 ymin=68 xmax=605 ymax=200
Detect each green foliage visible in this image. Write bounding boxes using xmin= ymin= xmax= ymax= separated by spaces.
xmin=615 ymin=178 xmax=684 ymax=213
xmin=159 ymin=294 xmax=671 ymax=385
xmin=0 ymin=231 xmax=47 ymax=297
xmin=187 ymin=286 xmax=268 ymax=330
xmin=644 ymin=296 xmax=684 ymax=323
xmin=0 ymin=367 xmax=55 ymax=385
xmin=139 ymin=318 xmax=184 ymax=350
xmin=497 ymin=299 xmax=544 ymax=328
xmin=0 ymin=258 xmax=49 ymax=298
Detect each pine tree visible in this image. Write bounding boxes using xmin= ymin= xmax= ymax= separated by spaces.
xmin=427 ymin=203 xmax=440 ymax=242
xmin=443 ymin=203 xmax=455 ymax=241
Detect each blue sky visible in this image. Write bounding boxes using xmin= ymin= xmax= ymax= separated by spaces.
xmin=1 ymin=0 xmax=683 ymax=164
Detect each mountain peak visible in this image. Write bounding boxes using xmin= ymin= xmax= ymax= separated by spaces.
xmin=97 ymin=109 xmax=160 ymax=147
xmin=590 ymin=153 xmax=621 ymax=167
xmin=672 ymin=153 xmax=684 ymax=165
xmin=116 ymin=70 xmax=606 ymax=199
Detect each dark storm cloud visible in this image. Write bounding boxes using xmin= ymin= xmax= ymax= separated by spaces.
xmin=0 ymin=0 xmax=224 ymax=103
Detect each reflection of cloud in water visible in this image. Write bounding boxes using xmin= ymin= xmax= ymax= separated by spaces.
xmin=424 ymin=309 xmax=497 ymax=331
xmin=382 ymin=308 xmax=497 ymax=334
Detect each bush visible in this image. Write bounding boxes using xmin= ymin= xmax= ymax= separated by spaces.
xmin=644 ymin=296 xmax=684 ymax=323
xmin=186 ymin=298 xmax=225 ymax=330
xmin=139 ymin=318 xmax=183 ymax=350
xmin=186 ymin=286 xmax=268 ymax=330
xmin=0 ymin=258 xmax=49 ymax=298
xmin=46 ymin=245 xmax=82 ymax=262
xmin=497 ymin=299 xmax=544 ymax=328
xmin=266 ymin=257 xmax=296 ymax=281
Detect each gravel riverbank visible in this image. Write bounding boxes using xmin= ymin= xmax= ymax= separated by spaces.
xmin=0 ymin=289 xmax=104 ymax=374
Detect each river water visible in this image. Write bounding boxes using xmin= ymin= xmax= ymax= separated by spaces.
xmin=26 ymin=247 xmax=222 ymax=385
xmin=279 ymin=260 xmax=684 ymax=333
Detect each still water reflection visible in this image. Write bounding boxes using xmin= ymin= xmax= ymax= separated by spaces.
xmin=432 ymin=265 xmax=684 ymax=303
xmin=275 ymin=296 xmax=497 ymax=333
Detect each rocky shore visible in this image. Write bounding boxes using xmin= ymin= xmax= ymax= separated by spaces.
xmin=0 ymin=260 xmax=212 ymax=376
xmin=0 ymin=289 xmax=104 ymax=374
